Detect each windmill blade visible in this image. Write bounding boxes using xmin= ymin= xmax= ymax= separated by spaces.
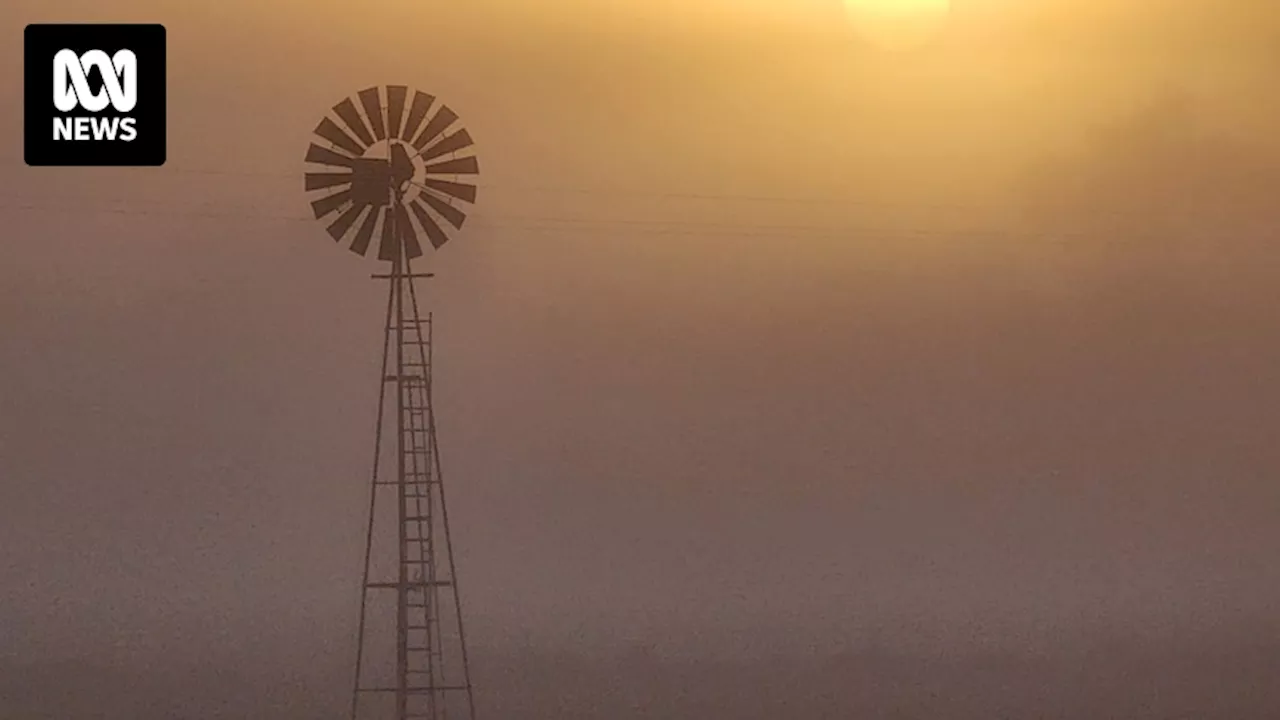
xmin=386 ymin=85 xmax=408 ymax=139
xmin=350 ymin=205 xmax=379 ymax=256
xmin=419 ymin=129 xmax=473 ymax=162
xmin=305 ymin=143 xmax=357 ymax=168
xmin=409 ymin=198 xmax=451 ymax=249
xmin=412 ymin=105 xmax=458 ymax=151
xmin=359 ymin=87 xmax=387 ymax=142
xmin=423 ymin=156 xmax=479 ymax=176
xmin=377 ymin=207 xmax=399 ymax=261
xmin=314 ymin=117 xmax=366 ymax=156
xmin=402 ymin=91 xmax=435 ymax=144
xmin=310 ymin=189 xmax=350 ymax=219
xmin=305 ymin=171 xmax=352 ymax=192
xmin=419 ymin=178 xmax=477 ymax=203
xmin=333 ymin=98 xmax=374 ymax=146
xmin=414 ymin=193 xmax=466 ymax=230
xmin=327 ymin=204 xmax=364 ymax=241
xmin=395 ymin=203 xmax=423 ymax=259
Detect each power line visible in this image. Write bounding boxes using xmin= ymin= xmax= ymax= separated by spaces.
xmin=0 ymin=156 xmax=942 ymax=205
xmin=3 ymin=158 xmax=1267 ymax=232
xmin=0 ymin=198 xmax=1214 ymax=249
xmin=1 ymin=161 xmax=1268 ymax=246
xmin=0 ymin=195 xmax=990 ymax=232
xmin=0 ymin=157 xmax=1096 ymax=215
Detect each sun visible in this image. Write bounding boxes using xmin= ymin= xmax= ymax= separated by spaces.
xmin=843 ymin=0 xmax=952 ymax=51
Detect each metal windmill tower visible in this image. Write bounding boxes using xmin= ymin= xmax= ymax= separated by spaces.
xmin=303 ymin=85 xmax=480 ymax=720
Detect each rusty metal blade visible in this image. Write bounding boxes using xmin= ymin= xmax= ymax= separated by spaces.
xmin=402 ymin=91 xmax=435 ymax=144
xmin=386 ymin=85 xmax=408 ymax=139
xmin=412 ymin=105 xmax=457 ymax=150
xmin=409 ymin=198 xmax=451 ymax=249
xmin=305 ymin=143 xmax=356 ymax=168
xmin=333 ymin=97 xmax=374 ymax=146
xmin=377 ymin=207 xmax=399 ymax=261
xmin=305 ymin=171 xmax=352 ymax=192
xmin=314 ymin=116 xmax=366 ymax=156
xmin=359 ymin=87 xmax=387 ymax=142
xmin=415 ymin=193 xmax=466 ymax=230
xmin=310 ymin=189 xmax=349 ymax=219
xmin=327 ymin=204 xmax=364 ymax=240
xmin=419 ymin=129 xmax=473 ymax=162
xmin=419 ymin=178 xmax=477 ymax=203
xmin=423 ymin=156 xmax=478 ymax=176
xmin=350 ymin=205 xmax=379 ymax=256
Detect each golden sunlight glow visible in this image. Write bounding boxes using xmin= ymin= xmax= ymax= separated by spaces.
xmin=843 ymin=0 xmax=952 ymax=51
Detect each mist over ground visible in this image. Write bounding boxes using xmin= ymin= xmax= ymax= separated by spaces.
xmin=2 ymin=0 xmax=1279 ymax=717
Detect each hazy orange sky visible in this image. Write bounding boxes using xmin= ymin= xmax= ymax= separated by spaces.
xmin=3 ymin=1 xmax=1280 ymax=717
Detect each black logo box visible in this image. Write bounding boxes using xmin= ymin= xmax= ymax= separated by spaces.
xmin=24 ymin=23 xmax=166 ymax=167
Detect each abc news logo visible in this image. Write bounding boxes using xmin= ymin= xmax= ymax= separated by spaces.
xmin=25 ymin=24 xmax=166 ymax=166
xmin=54 ymin=49 xmax=140 ymax=142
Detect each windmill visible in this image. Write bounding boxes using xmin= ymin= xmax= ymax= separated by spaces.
xmin=304 ymin=85 xmax=479 ymax=720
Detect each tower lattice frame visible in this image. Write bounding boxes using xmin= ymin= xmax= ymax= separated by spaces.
xmin=351 ymin=238 xmax=476 ymax=720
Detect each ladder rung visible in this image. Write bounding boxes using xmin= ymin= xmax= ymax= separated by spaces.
xmin=356 ymin=686 xmax=469 ymax=693
xmin=367 ymin=581 xmax=454 ymax=589
xmin=371 ymin=272 xmax=436 ymax=280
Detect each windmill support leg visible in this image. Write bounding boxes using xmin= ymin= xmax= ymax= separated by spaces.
xmin=349 ymin=244 xmax=476 ymax=720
